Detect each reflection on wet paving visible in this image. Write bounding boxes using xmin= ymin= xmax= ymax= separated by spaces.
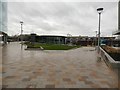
xmin=2 ymin=42 xmax=119 ymax=88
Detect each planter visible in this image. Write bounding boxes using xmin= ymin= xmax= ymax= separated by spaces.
xmin=101 ymin=46 xmax=120 ymax=61
xmin=99 ymin=46 xmax=120 ymax=68
xmin=109 ymin=53 xmax=120 ymax=61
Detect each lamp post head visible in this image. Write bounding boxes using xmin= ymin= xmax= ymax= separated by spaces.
xmin=95 ymin=31 xmax=97 ymax=33
xmin=20 ymin=21 xmax=23 ymax=24
xmin=97 ymin=8 xmax=104 ymax=14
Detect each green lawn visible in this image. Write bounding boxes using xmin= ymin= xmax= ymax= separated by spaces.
xmin=25 ymin=42 xmax=80 ymax=50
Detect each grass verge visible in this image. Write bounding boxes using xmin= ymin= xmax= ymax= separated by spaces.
xmin=25 ymin=42 xmax=80 ymax=50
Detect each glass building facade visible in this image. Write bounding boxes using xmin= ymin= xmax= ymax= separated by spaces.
xmin=118 ymin=1 xmax=120 ymax=31
xmin=0 ymin=0 xmax=7 ymax=33
xmin=117 ymin=1 xmax=120 ymax=39
xmin=113 ymin=1 xmax=120 ymax=39
xmin=0 ymin=0 xmax=7 ymax=44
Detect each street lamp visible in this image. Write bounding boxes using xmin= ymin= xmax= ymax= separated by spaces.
xmin=97 ymin=8 xmax=103 ymax=51
xmin=20 ymin=21 xmax=23 ymax=44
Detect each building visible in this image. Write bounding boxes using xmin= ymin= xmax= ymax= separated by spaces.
xmin=29 ymin=34 xmax=66 ymax=44
xmin=113 ymin=1 xmax=120 ymax=38
xmin=118 ymin=0 xmax=120 ymax=35
xmin=0 ymin=0 xmax=7 ymax=44
xmin=66 ymin=36 xmax=116 ymax=46
xmin=112 ymin=1 xmax=120 ymax=46
xmin=20 ymin=33 xmax=116 ymax=46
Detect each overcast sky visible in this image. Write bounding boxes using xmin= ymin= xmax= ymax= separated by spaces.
xmin=7 ymin=1 xmax=118 ymax=37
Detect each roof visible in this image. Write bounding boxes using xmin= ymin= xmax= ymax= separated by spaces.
xmin=37 ymin=35 xmax=67 ymax=38
xmin=113 ymin=30 xmax=120 ymax=35
xmin=0 ymin=31 xmax=7 ymax=35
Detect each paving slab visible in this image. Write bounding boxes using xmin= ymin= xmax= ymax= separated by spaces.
xmin=1 ymin=42 xmax=119 ymax=88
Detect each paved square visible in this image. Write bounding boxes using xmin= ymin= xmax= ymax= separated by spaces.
xmin=2 ymin=42 xmax=119 ymax=88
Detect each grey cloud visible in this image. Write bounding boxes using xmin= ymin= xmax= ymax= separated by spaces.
xmin=7 ymin=2 xmax=118 ymax=36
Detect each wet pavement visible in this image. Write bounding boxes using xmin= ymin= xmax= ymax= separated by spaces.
xmin=1 ymin=42 xmax=119 ymax=88
xmin=0 ymin=46 xmax=2 ymax=89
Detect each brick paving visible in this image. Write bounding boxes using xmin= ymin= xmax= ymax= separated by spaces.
xmin=1 ymin=42 xmax=119 ymax=88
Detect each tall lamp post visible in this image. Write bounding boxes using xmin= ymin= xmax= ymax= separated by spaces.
xmin=20 ymin=21 xmax=23 ymax=44
xmin=97 ymin=8 xmax=103 ymax=51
